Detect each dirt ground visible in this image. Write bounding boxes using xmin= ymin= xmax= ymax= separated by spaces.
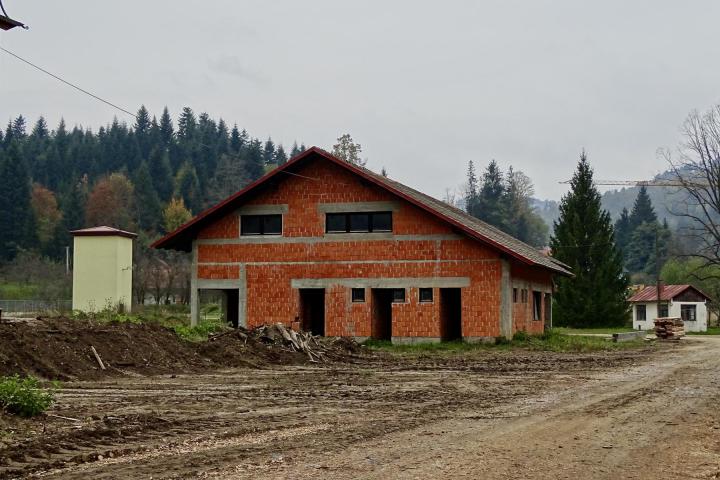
xmin=2 ymin=336 xmax=719 ymax=479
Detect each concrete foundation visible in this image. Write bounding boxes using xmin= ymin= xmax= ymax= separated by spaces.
xmin=391 ymin=336 xmax=441 ymax=345
xmin=463 ymin=336 xmax=497 ymax=344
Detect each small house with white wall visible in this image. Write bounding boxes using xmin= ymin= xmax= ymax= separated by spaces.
xmin=628 ymin=284 xmax=710 ymax=332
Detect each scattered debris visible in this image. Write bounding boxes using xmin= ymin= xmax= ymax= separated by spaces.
xmin=90 ymin=346 xmax=106 ymax=370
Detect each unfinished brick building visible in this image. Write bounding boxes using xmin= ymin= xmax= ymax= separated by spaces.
xmin=154 ymin=148 xmax=570 ymax=343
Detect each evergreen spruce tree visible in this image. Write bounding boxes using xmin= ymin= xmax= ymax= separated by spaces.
xmin=614 ymin=208 xmax=632 ymax=254
xmin=0 ymin=143 xmax=35 ymax=261
xmin=275 ymin=145 xmax=288 ymax=165
xmin=148 ymin=147 xmax=174 ymax=202
xmin=465 ymin=160 xmax=478 ymax=216
xmin=476 ymin=160 xmax=504 ymax=227
xmin=550 ymin=153 xmax=629 ymax=327
xmin=159 ymin=107 xmax=174 ymax=148
xmin=230 ymin=125 xmax=244 ymax=153
xmin=628 ymin=186 xmax=657 ymax=229
xmin=133 ymin=161 xmax=162 ymax=232
xmin=174 ymin=162 xmax=201 ymax=214
xmin=244 ymin=138 xmax=265 ymax=180
xmin=290 ymin=141 xmax=302 ymax=158
xmin=263 ymin=138 xmax=276 ymax=165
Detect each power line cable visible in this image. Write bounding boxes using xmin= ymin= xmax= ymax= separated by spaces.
xmin=0 ymin=45 xmax=138 ymax=119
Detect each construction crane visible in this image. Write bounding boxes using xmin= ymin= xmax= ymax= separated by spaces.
xmin=559 ymin=178 xmax=707 ymax=187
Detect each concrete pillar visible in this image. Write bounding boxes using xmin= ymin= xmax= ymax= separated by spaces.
xmin=190 ymin=241 xmax=199 ymax=327
xmin=499 ymin=259 xmax=513 ymax=339
xmin=238 ymin=264 xmax=247 ymax=328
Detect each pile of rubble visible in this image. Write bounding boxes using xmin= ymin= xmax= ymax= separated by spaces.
xmin=206 ymin=323 xmax=362 ymax=364
xmin=654 ymin=317 xmax=685 ymax=340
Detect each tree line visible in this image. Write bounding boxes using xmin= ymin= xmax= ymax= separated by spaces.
xmin=0 ymin=106 xmax=306 ymax=263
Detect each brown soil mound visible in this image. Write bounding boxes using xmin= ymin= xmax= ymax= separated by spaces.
xmin=0 ymin=317 xmax=365 ymax=381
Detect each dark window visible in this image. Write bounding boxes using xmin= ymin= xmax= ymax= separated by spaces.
xmin=544 ymin=293 xmax=552 ymax=323
xmin=263 ymin=215 xmax=282 ymax=235
xmin=326 ymin=213 xmax=347 ymax=233
xmin=681 ymin=304 xmax=696 ymax=321
xmin=513 ymin=288 xmax=518 ymax=303
xmin=351 ymin=288 xmax=365 ymax=303
xmin=392 ymin=288 xmax=406 ymax=303
xmin=636 ymin=304 xmax=646 ymax=321
xmin=371 ymin=212 xmax=393 ymax=232
xmin=532 ymin=291 xmax=542 ymax=321
xmin=349 ymin=213 xmax=370 ymax=232
xmin=419 ymin=288 xmax=433 ymax=303
xmin=325 ymin=212 xmax=393 ymax=233
xmin=241 ymin=214 xmax=282 ymax=236
xmin=241 ymin=215 xmax=262 ymax=235
xmin=521 ymin=289 xmax=528 ymax=304
xmin=659 ymin=303 xmax=669 ymax=318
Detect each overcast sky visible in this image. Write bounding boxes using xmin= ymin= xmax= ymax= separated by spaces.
xmin=2 ymin=1 xmax=720 ymax=200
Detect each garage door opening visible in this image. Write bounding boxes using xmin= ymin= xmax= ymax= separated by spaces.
xmin=299 ymin=288 xmax=325 ymax=336
xmin=440 ymin=288 xmax=462 ymax=341
xmin=371 ymin=289 xmax=394 ymax=340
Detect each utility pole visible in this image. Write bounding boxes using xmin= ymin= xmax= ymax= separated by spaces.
xmin=655 ymin=226 xmax=662 ymax=318
xmin=65 ymin=246 xmax=70 ymax=276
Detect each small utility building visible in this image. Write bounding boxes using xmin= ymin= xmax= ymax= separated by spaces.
xmin=72 ymin=226 xmax=136 ymax=313
xmin=153 ymin=148 xmax=570 ymax=343
xmin=629 ymin=284 xmax=711 ymax=332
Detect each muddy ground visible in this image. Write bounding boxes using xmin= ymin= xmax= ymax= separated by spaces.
xmin=3 ymin=336 xmax=718 ymax=479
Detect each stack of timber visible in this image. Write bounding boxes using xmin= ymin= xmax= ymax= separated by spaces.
xmin=654 ymin=317 xmax=685 ymax=340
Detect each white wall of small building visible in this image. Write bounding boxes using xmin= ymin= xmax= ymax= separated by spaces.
xmin=631 ymin=301 xmax=708 ymax=332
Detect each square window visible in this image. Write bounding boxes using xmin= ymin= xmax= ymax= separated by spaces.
xmin=371 ymin=212 xmax=392 ymax=232
xmin=241 ymin=215 xmax=262 ymax=235
xmin=349 ymin=213 xmax=370 ymax=232
xmin=419 ymin=288 xmax=433 ymax=303
xmin=392 ymin=288 xmax=406 ymax=303
xmin=351 ymin=288 xmax=365 ymax=303
xmin=681 ymin=304 xmax=696 ymax=321
xmin=263 ymin=215 xmax=282 ymax=235
xmin=326 ymin=213 xmax=347 ymax=233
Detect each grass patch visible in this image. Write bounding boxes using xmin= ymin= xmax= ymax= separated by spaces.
xmin=72 ymin=304 xmax=230 ymax=342
xmin=687 ymin=327 xmax=720 ymax=335
xmin=363 ymin=329 xmax=646 ymax=354
xmin=554 ymin=327 xmax=637 ymax=335
xmin=0 ymin=282 xmax=40 ymax=300
xmin=0 ymin=376 xmax=59 ymax=417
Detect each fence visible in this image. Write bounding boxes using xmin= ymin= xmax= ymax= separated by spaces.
xmin=0 ymin=299 xmax=72 ymax=315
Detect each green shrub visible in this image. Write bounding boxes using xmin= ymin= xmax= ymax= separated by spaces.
xmin=0 ymin=375 xmax=59 ymax=417
xmin=173 ymin=319 xmax=228 ymax=342
xmin=512 ymin=330 xmax=530 ymax=342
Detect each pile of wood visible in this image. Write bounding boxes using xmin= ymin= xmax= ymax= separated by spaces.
xmin=654 ymin=317 xmax=685 ymax=340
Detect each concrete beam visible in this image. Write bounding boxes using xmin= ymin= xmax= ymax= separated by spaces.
xmin=290 ymin=277 xmax=470 ymax=289
xmin=317 ymin=201 xmax=401 ymax=213
xmin=190 ymin=241 xmax=199 ymax=327
xmin=499 ymin=258 xmax=512 ymax=339
xmin=196 ymin=279 xmax=239 ymax=289
xmin=196 ymin=233 xmax=463 ymax=246
xmin=391 ymin=336 xmax=441 ymax=345
xmin=463 ymin=336 xmax=497 ymax=344
xmin=236 ymin=204 xmax=289 ymax=215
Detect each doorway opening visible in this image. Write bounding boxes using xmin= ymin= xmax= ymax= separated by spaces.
xmin=299 ymin=288 xmax=325 ymax=336
xmin=371 ymin=289 xmax=394 ymax=340
xmin=221 ymin=289 xmax=239 ymax=327
xmin=440 ymin=288 xmax=462 ymax=341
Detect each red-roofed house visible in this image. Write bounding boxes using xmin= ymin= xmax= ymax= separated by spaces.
xmin=153 ymin=148 xmax=570 ymax=343
xmin=628 ymin=284 xmax=711 ymax=332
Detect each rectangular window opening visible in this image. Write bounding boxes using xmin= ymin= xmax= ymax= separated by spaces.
xmin=351 ymin=288 xmax=366 ymax=303
xmin=392 ymin=288 xmax=406 ymax=303
xmin=325 ymin=211 xmax=393 ymax=233
xmin=532 ymin=291 xmax=542 ymax=321
xmin=636 ymin=304 xmax=646 ymax=321
xmin=659 ymin=303 xmax=669 ymax=318
xmin=419 ymin=288 xmax=433 ymax=303
xmin=241 ymin=214 xmax=282 ymax=236
xmin=513 ymin=288 xmax=518 ymax=303
xmin=681 ymin=304 xmax=696 ymax=321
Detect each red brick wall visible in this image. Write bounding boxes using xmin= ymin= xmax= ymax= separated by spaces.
xmin=194 ymin=158 xmax=551 ymax=338
xmin=510 ymin=265 xmax=553 ymax=334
